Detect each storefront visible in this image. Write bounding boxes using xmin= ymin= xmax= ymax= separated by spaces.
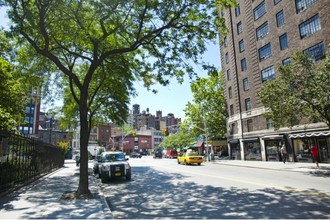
xmin=289 ymin=131 xmax=330 ymax=163
xmin=228 ymin=139 xmax=240 ymax=160
xmin=242 ymin=138 xmax=261 ymax=161
xmin=263 ymin=135 xmax=285 ymax=162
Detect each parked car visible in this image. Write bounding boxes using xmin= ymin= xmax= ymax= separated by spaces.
xmin=166 ymin=149 xmax=178 ymax=159
xmin=130 ymin=152 xmax=142 ymax=158
xmin=153 ymin=150 xmax=163 ymax=159
xmin=99 ymin=151 xmax=131 ymax=183
xmin=177 ymin=151 xmax=203 ymax=165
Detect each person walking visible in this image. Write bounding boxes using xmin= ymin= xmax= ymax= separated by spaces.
xmin=310 ymin=145 xmax=320 ymax=169
xmin=280 ymin=144 xmax=287 ymax=164
xmin=75 ymin=154 xmax=80 ymax=167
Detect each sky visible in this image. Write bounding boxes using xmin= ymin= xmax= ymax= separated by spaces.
xmin=130 ymin=47 xmax=221 ymax=119
xmin=0 ymin=7 xmax=221 ymax=120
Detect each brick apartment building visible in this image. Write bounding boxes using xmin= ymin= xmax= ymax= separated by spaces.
xmin=219 ymin=0 xmax=330 ymax=162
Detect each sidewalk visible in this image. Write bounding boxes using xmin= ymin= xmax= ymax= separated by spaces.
xmin=212 ymin=158 xmax=330 ymax=175
xmin=0 ymin=159 xmax=113 ymax=219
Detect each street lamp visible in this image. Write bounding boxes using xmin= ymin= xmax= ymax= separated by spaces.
xmin=47 ymin=116 xmax=54 ymax=144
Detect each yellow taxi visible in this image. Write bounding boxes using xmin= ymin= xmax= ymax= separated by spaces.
xmin=177 ymin=150 xmax=203 ymax=165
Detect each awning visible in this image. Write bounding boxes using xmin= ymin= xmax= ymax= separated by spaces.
xmin=241 ymin=137 xmax=259 ymax=142
xmin=263 ymin=135 xmax=284 ymax=140
xmin=289 ymin=131 xmax=330 ymax=139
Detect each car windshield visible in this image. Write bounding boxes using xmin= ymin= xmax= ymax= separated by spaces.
xmin=103 ymin=153 xmax=125 ymax=162
xmin=187 ymin=152 xmax=198 ymax=156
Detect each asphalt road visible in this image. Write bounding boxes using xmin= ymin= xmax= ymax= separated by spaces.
xmin=97 ymin=156 xmax=330 ymax=219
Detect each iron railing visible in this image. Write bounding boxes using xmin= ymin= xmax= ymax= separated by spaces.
xmin=0 ymin=131 xmax=64 ymax=194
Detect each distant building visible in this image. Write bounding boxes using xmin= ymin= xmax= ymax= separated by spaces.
xmin=19 ymin=88 xmax=41 ymax=136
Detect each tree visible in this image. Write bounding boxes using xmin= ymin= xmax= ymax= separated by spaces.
xmin=183 ymin=71 xmax=227 ymax=139
xmin=259 ymin=52 xmax=330 ymax=130
xmin=4 ymin=0 xmax=235 ymax=197
xmin=0 ymin=31 xmax=25 ymax=131
xmin=159 ymin=132 xmax=195 ymax=150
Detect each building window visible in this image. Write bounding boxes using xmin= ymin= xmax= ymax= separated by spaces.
xmin=230 ymin=123 xmax=235 ymax=135
xmin=237 ymin=21 xmax=243 ymax=34
xmin=274 ymin=0 xmax=282 ymax=5
xmin=282 ymin=57 xmax=291 ymax=65
xmin=228 ymin=87 xmax=233 ymax=98
xmin=299 ymin=14 xmax=321 ymax=39
xmin=235 ymin=4 xmax=240 ymax=17
xmin=230 ymin=104 xmax=234 ymax=116
xmin=303 ymin=42 xmax=325 ymax=62
xmin=241 ymin=58 xmax=247 ymax=71
xmin=266 ymin=118 xmax=274 ymax=129
xmin=254 ymin=1 xmax=266 ymax=20
xmin=225 ymin=52 xmax=229 ymax=64
xmin=243 ymin=78 xmax=249 ymax=91
xmin=279 ymin=33 xmax=288 ymax=50
xmin=295 ymin=0 xmax=318 ymax=13
xmin=276 ymin=10 xmax=285 ymax=27
xmin=256 ymin=22 xmax=269 ymax=40
xmin=261 ymin=66 xmax=275 ymax=82
xmin=245 ymin=98 xmax=251 ymax=111
xmin=247 ymin=119 xmax=253 ymax=132
xmin=223 ymin=36 xmax=227 ymax=47
xmin=239 ymin=40 xmax=245 ymax=53
xmin=258 ymin=43 xmax=272 ymax=61
xmin=226 ymin=69 xmax=231 ymax=80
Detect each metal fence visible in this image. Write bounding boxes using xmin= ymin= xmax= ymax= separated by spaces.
xmin=0 ymin=131 xmax=64 ymax=194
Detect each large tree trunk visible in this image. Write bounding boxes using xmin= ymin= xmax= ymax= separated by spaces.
xmin=76 ymin=100 xmax=91 ymax=197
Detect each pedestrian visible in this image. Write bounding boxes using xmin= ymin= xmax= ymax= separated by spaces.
xmin=75 ymin=154 xmax=80 ymax=167
xmin=280 ymin=144 xmax=287 ymax=164
xmin=310 ymin=145 xmax=320 ymax=169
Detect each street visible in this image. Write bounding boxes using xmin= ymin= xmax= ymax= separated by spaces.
xmin=97 ymin=156 xmax=330 ymax=219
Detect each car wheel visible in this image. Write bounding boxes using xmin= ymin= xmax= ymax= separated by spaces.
xmin=126 ymin=171 xmax=131 ymax=181
xmin=198 ymin=163 xmax=201 ymax=165
xmin=101 ymin=172 xmax=107 ymax=183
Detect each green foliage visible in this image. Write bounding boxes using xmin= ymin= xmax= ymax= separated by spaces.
xmin=159 ymin=132 xmax=195 ymax=150
xmin=0 ymin=57 xmax=25 ymax=132
xmin=259 ymin=52 xmax=330 ymax=130
xmin=183 ymin=71 xmax=227 ymax=139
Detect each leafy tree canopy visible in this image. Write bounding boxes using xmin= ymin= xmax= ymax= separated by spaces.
xmin=0 ymin=31 xmax=26 ymax=132
xmin=259 ymin=52 xmax=330 ymax=130
xmin=159 ymin=132 xmax=195 ymax=150
xmin=183 ymin=71 xmax=227 ymax=139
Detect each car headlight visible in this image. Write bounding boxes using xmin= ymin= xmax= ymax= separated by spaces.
xmin=103 ymin=165 xmax=110 ymax=171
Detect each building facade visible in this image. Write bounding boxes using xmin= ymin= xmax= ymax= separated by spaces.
xmin=219 ymin=0 xmax=330 ymax=162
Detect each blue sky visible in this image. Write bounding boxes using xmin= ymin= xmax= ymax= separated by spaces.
xmin=0 ymin=7 xmax=221 ymax=120
xmin=131 ymin=46 xmax=221 ymax=119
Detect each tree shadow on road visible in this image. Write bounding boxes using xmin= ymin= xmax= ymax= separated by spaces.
xmin=104 ymin=166 xmax=330 ymax=219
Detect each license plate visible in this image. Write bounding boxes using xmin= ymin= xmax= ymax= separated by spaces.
xmin=115 ymin=172 xmax=121 ymax=176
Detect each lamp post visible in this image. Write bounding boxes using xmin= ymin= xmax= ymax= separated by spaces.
xmin=47 ymin=116 xmax=54 ymax=144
